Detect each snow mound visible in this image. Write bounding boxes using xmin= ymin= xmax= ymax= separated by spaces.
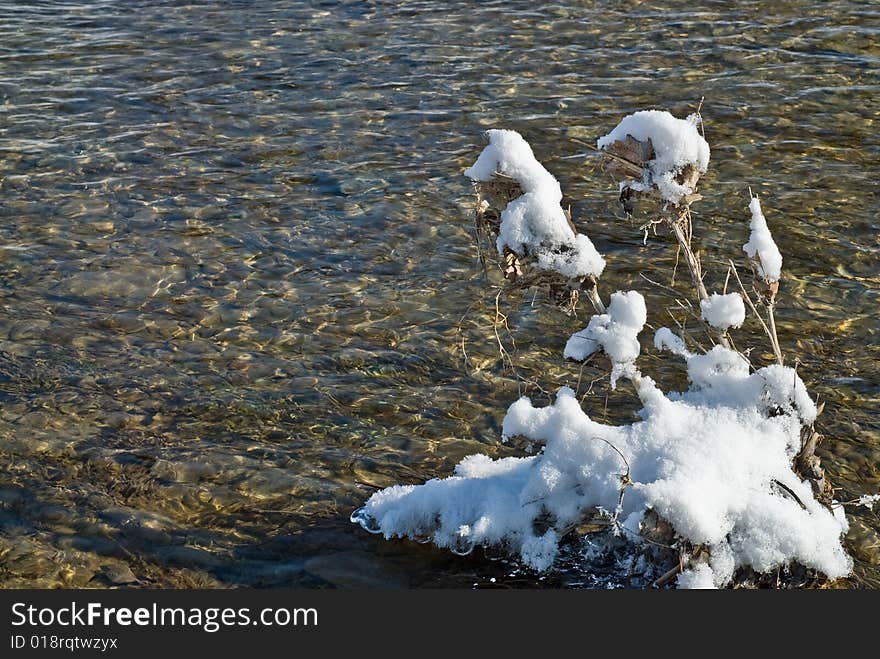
xmin=700 ymin=292 xmax=746 ymax=331
xmin=564 ymin=291 xmax=647 ymax=387
xmin=465 ymin=129 xmax=605 ymax=279
xmin=598 ymin=110 xmax=710 ymax=204
xmin=354 ymin=310 xmax=847 ymax=588
xmin=743 ymin=197 xmax=782 ymax=283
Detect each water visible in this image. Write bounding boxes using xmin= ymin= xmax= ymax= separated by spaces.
xmin=0 ymin=0 xmax=877 ymax=588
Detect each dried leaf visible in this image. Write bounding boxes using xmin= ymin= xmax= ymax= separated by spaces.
xmin=602 ymin=135 xmax=654 ymax=178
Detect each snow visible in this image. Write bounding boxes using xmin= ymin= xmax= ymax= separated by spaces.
xmin=496 ymin=192 xmax=605 ymax=279
xmin=465 ymin=130 xmax=605 ymax=279
xmin=464 ymin=129 xmax=560 ymax=196
xmin=495 ymin=191 xmax=573 ymax=248
xmin=654 ymin=331 xmax=817 ymax=426
xmin=354 ymin=297 xmax=847 ymax=588
xmin=534 ymin=234 xmax=606 ymax=280
xmin=564 ymin=291 xmax=647 ymax=387
xmin=856 ymin=494 xmax=880 ymax=510
xmin=676 ymin=564 xmax=716 ymax=589
xmin=743 ymin=197 xmax=783 ymax=283
xmin=597 ymin=110 xmax=710 ymax=204
xmin=654 ymin=327 xmax=688 ymax=357
xmin=353 ymin=115 xmax=853 ymax=589
xmin=700 ymin=292 xmax=746 ymax=331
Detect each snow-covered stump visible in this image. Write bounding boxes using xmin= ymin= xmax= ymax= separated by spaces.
xmin=466 ymin=129 xmax=606 ymax=315
xmin=597 ymin=110 xmax=708 ymax=210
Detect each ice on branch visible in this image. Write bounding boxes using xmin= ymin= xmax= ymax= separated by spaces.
xmin=353 ymin=347 xmax=849 ymax=587
xmin=465 ymin=129 xmax=605 ymax=280
xmin=598 ymin=110 xmax=710 ymax=204
xmin=564 ymin=290 xmax=646 ymax=387
xmin=700 ymin=292 xmax=746 ymax=331
xmin=743 ymin=196 xmax=782 ymax=283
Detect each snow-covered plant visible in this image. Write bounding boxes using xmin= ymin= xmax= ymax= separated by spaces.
xmin=744 ymin=196 xmax=783 ymax=285
xmin=352 ymin=109 xmax=863 ymax=588
xmin=597 ymin=109 xmax=709 ymax=205
xmin=563 ymin=291 xmax=646 ymax=388
xmin=466 ymin=129 xmax=606 ymax=314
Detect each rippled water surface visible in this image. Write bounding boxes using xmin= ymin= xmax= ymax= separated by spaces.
xmin=0 ymin=0 xmax=877 ymax=588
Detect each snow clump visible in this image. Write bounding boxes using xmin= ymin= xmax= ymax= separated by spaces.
xmin=700 ymin=292 xmax=746 ymax=331
xmin=353 ymin=297 xmax=850 ymax=588
xmin=597 ymin=110 xmax=710 ymax=204
xmin=465 ymin=129 xmax=605 ymax=279
xmin=564 ymin=290 xmax=647 ymax=387
xmin=743 ymin=197 xmax=783 ymax=283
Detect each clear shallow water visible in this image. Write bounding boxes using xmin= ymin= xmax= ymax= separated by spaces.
xmin=0 ymin=0 xmax=877 ymax=588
